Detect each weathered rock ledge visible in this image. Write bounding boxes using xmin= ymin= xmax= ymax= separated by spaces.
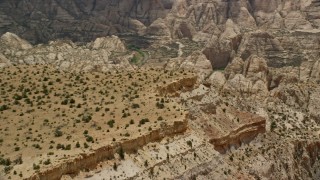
xmin=158 ymin=76 xmax=198 ymax=96
xmin=27 ymin=120 xmax=188 ymax=180
xmin=210 ymin=117 xmax=266 ymax=154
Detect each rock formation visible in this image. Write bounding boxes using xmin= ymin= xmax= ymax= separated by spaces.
xmin=1 ymin=0 xmax=320 ymax=43
xmin=27 ymin=120 xmax=188 ymax=180
xmin=0 ymin=33 xmax=130 ymax=72
xmin=0 ymin=0 xmax=320 ymax=179
xmin=0 ymin=0 xmax=174 ymax=43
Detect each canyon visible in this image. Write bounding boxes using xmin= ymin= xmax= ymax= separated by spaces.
xmin=0 ymin=0 xmax=320 ymax=179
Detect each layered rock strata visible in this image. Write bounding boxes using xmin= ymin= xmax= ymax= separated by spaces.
xmin=27 ymin=120 xmax=187 ymax=180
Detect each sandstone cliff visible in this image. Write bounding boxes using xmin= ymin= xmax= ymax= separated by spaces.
xmin=0 ymin=0 xmax=174 ymax=43
xmin=1 ymin=0 xmax=320 ymax=44
xmin=0 ymin=32 xmax=131 ymax=72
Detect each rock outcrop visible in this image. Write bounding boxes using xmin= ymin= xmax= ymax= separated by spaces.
xmin=0 ymin=0 xmax=319 ymax=70
xmin=0 ymin=32 xmax=33 ymax=50
xmin=181 ymin=83 xmax=267 ymax=154
xmin=0 ymin=33 xmax=130 ymax=72
xmin=27 ymin=120 xmax=188 ymax=180
xmin=158 ymin=76 xmax=198 ymax=96
xmin=1 ymin=0 xmax=320 ymax=44
xmin=0 ymin=0 xmax=174 ymax=43
xmin=209 ymin=111 xmax=266 ymax=153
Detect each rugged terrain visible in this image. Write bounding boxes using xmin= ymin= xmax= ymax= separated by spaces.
xmin=0 ymin=0 xmax=320 ymax=180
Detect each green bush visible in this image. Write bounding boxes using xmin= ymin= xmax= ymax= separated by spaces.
xmin=0 ymin=105 xmax=9 ymax=111
xmin=4 ymin=166 xmax=12 ymax=174
xmin=131 ymin=103 xmax=140 ymax=109
xmin=271 ymin=121 xmax=277 ymax=131
xmin=69 ymin=98 xmax=75 ymax=104
xmin=187 ymin=140 xmax=192 ymax=148
xmin=139 ymin=118 xmax=150 ymax=126
xmin=54 ymin=128 xmax=63 ymax=137
xmin=156 ymin=102 xmax=164 ymax=109
xmin=130 ymin=55 xmax=139 ymax=64
xmin=61 ymin=99 xmax=68 ymax=105
xmin=65 ymin=144 xmax=71 ymax=150
xmin=76 ymin=142 xmax=80 ymax=148
xmin=107 ymin=119 xmax=115 ymax=128
xmin=33 ymin=163 xmax=40 ymax=170
xmin=118 ymin=147 xmax=125 ymax=160
xmin=82 ymin=115 xmax=92 ymax=123
xmin=43 ymin=159 xmax=51 ymax=165
xmin=85 ymin=135 xmax=94 ymax=143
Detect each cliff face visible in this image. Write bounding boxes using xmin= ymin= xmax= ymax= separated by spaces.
xmin=27 ymin=120 xmax=187 ymax=180
xmin=210 ymin=119 xmax=266 ymax=153
xmin=1 ymin=0 xmax=319 ymax=44
xmin=0 ymin=0 xmax=174 ymax=43
xmin=1 ymin=0 xmax=319 ymax=69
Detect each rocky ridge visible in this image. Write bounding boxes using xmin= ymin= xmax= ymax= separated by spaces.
xmin=0 ymin=32 xmax=132 ymax=72
xmin=1 ymin=29 xmax=320 ymax=179
xmin=28 ymin=120 xmax=188 ymax=180
xmin=0 ymin=0 xmax=320 ymax=179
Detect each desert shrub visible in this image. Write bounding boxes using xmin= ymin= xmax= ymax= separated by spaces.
xmin=13 ymin=156 xmax=22 ymax=165
xmin=61 ymin=99 xmax=68 ymax=105
xmin=82 ymin=115 xmax=92 ymax=123
xmin=156 ymin=102 xmax=164 ymax=109
xmin=113 ymin=162 xmax=117 ymax=171
xmin=43 ymin=159 xmax=51 ymax=165
xmin=271 ymin=121 xmax=277 ymax=131
xmin=139 ymin=118 xmax=150 ymax=126
xmin=85 ymin=135 xmax=94 ymax=143
xmin=69 ymin=98 xmax=75 ymax=104
xmin=131 ymin=103 xmax=140 ymax=109
xmin=65 ymin=144 xmax=71 ymax=150
xmin=107 ymin=119 xmax=115 ymax=128
xmin=76 ymin=142 xmax=80 ymax=148
xmin=54 ymin=128 xmax=63 ymax=137
xmin=0 ymin=158 xmax=11 ymax=166
xmin=187 ymin=140 xmax=192 ymax=148
xmin=56 ymin=144 xmax=64 ymax=150
xmin=118 ymin=147 xmax=125 ymax=160
xmin=4 ymin=166 xmax=12 ymax=174
xmin=33 ymin=163 xmax=40 ymax=170
xmin=0 ymin=105 xmax=9 ymax=111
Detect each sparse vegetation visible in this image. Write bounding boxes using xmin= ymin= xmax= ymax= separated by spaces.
xmin=0 ymin=64 xmax=191 ymax=178
xmin=118 ymin=147 xmax=125 ymax=160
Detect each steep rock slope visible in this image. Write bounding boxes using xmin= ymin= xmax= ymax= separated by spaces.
xmin=0 ymin=0 xmax=174 ymax=43
xmin=1 ymin=0 xmax=320 ymax=44
xmin=0 ymin=32 xmax=131 ymax=72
